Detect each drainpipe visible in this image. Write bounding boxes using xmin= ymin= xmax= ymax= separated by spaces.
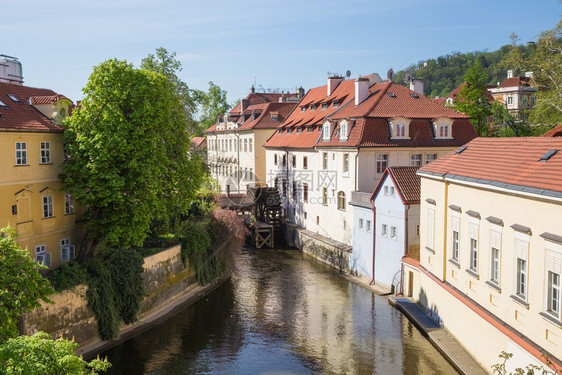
xmin=400 ymin=203 xmax=410 ymax=296
xmin=369 ymin=199 xmax=376 ymax=285
xmin=235 ymin=132 xmax=241 ymax=194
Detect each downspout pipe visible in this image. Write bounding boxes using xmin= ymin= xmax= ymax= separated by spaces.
xmin=369 ymin=199 xmax=376 ymax=286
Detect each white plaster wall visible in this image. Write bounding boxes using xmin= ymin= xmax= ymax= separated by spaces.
xmin=350 ymin=205 xmax=374 ymax=279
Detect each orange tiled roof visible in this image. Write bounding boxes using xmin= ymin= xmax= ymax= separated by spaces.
xmin=442 ymin=82 xmax=495 ymax=103
xmin=191 ymin=136 xmax=207 ymax=149
xmin=542 ymin=124 xmax=562 ymax=138
xmin=0 ymin=82 xmax=65 ymax=132
xmin=498 ymin=76 xmax=532 ymax=89
xmin=372 ymin=166 xmax=420 ymax=204
xmin=264 ymin=79 xmax=475 ymax=149
xmin=29 ymin=94 xmax=70 ymax=105
xmin=418 ymin=137 xmax=562 ymax=196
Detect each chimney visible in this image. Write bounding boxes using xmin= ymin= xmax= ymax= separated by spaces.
xmin=507 ymin=70 xmax=514 ymax=79
xmin=409 ymin=79 xmax=424 ymax=96
xmin=355 ymin=77 xmax=369 ymax=106
xmin=368 ymin=73 xmax=382 ymax=86
xmin=251 ymin=85 xmax=255 ymax=94
xmin=327 ymin=76 xmax=343 ymax=96
xmin=297 ymin=87 xmax=305 ymax=99
xmin=241 ymin=99 xmax=249 ymax=111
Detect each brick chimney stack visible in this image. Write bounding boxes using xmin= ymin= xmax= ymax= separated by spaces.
xmin=355 ymin=77 xmax=369 ymax=106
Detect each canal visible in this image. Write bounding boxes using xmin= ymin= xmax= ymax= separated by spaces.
xmin=100 ymin=248 xmax=458 ymax=374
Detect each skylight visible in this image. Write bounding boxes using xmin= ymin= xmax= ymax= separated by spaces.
xmin=410 ymin=93 xmax=419 ymax=98
xmin=7 ymin=94 xmax=21 ymax=103
xmin=387 ymin=92 xmax=396 ymax=98
xmin=455 ymin=146 xmax=467 ymax=155
xmin=0 ymin=99 xmax=9 ymax=108
xmin=539 ymin=149 xmax=559 ymax=162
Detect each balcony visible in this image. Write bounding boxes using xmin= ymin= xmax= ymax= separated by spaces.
xmin=349 ymin=191 xmax=372 ymax=209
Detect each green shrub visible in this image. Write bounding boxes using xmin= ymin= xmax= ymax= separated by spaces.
xmin=46 ymin=261 xmax=87 ymax=292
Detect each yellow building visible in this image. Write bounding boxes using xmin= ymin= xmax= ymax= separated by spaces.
xmin=403 ymin=137 xmax=562 ymax=372
xmin=0 ymin=82 xmax=83 ymax=268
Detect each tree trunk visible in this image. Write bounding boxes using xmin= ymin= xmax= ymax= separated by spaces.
xmin=77 ymin=207 xmax=102 ymax=262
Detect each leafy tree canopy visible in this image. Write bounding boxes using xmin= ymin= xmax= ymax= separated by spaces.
xmin=193 ymin=81 xmax=230 ymax=135
xmin=454 ymin=62 xmax=493 ymax=136
xmin=62 ymin=58 xmax=204 ymax=259
xmin=0 ymin=227 xmax=54 ymax=342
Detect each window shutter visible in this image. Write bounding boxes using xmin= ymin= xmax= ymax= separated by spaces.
xmin=427 ymin=208 xmax=435 ymax=249
xmin=490 ymin=230 xmax=501 ymax=249
xmin=451 ymin=215 xmax=460 ymax=231
xmin=546 ymin=252 xmax=561 ymax=274
xmin=469 ymin=222 xmax=478 ymax=240
xmin=515 ymin=238 xmax=529 ymax=261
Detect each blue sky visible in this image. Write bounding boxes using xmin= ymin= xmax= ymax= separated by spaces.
xmin=3 ymin=0 xmax=561 ymax=105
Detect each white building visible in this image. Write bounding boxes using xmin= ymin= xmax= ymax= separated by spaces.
xmin=264 ymin=74 xmax=477 ymax=250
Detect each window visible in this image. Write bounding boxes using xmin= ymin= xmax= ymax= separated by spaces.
xmin=35 ymin=245 xmax=51 ymax=267
xmin=376 ymin=154 xmax=388 ymax=174
xmin=514 ymin=234 xmax=529 ymax=301
xmin=323 ymin=122 xmax=331 ymax=140
xmin=439 ymin=124 xmax=449 ymax=138
xmin=15 ymin=142 xmax=27 ymax=165
xmin=425 ymin=154 xmax=437 ymax=164
xmin=516 ymin=258 xmax=527 ymax=299
xmin=64 ymin=194 xmax=75 ymax=214
xmin=63 ymin=143 xmax=70 ymax=163
xmin=292 ymin=155 xmax=296 ymax=168
xmin=339 ymin=120 xmax=348 ymax=140
xmin=343 ymin=154 xmax=349 ymax=176
xmin=7 ymin=94 xmax=21 ymax=103
xmin=322 ymin=187 xmax=328 ymax=205
xmin=410 ymin=154 xmax=422 ymax=167
xmin=322 ymin=152 xmax=328 ymax=170
xmin=274 ymin=154 xmax=278 ymax=165
xmin=303 ymin=156 xmax=308 ymax=170
xmin=530 ymin=96 xmax=536 ymax=106
xmin=489 ymin=229 xmax=502 ymax=285
xmin=434 ymin=118 xmax=454 ymax=139
xmin=282 ymin=154 xmax=286 ymax=166
xmin=42 ymin=196 xmax=53 ymax=218
xmin=249 ymin=139 xmax=253 ymax=152
xmin=390 ymin=186 xmax=395 ymax=197
xmin=229 ymin=139 xmax=232 ymax=152
xmin=469 ymin=222 xmax=479 ymax=273
xmin=303 ymin=183 xmax=308 ymax=203
xmin=40 ymin=142 xmax=51 ymax=163
xmin=359 ymin=218 xmax=364 ymax=231
xmin=451 ymin=214 xmax=460 ymax=262
xmin=521 ymin=95 xmax=528 ymax=106
xmin=396 ymin=123 xmax=406 ymax=137
xmin=244 ymin=139 xmax=248 ymax=152
xmin=507 ymin=96 xmax=513 ymax=105
xmin=547 ymin=271 xmax=561 ymax=319
xmin=60 ymin=238 xmax=76 ymax=262
xmin=366 ymin=220 xmax=371 ymax=233
xmin=427 ymin=207 xmax=435 ymax=250
xmin=292 ymin=181 xmax=297 ymax=201
xmin=390 ymin=226 xmax=397 ymax=240
xmin=12 ymin=205 xmax=17 ymax=215
xmin=249 ymin=168 xmax=253 ymax=180
xmin=382 ymin=224 xmax=387 ymax=237
xmin=390 ymin=117 xmax=411 ymax=139
xmin=384 ymin=186 xmax=389 ymax=196
xmin=337 ymin=191 xmax=346 ymax=210
xmin=282 ymin=179 xmax=287 ymax=196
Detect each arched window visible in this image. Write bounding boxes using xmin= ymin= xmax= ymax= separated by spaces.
xmin=323 ymin=121 xmax=331 ymax=141
xmin=433 ymin=118 xmax=454 ymax=139
xmin=339 ymin=120 xmax=348 ymax=140
xmin=389 ymin=117 xmax=411 ymax=139
xmin=337 ymin=191 xmax=346 ymax=211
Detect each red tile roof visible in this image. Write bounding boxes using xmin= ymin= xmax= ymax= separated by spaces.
xmin=372 ymin=166 xmax=421 ymax=204
xmin=498 ymin=76 xmax=532 ymax=89
xmin=0 ymin=83 xmax=65 ymax=132
xmin=440 ymin=82 xmax=495 ymax=104
xmin=264 ymin=79 xmax=476 ymax=149
xmin=541 ymin=124 xmax=562 ymax=138
xmin=29 ymin=94 xmax=70 ymax=105
xmin=418 ymin=137 xmax=562 ymax=196
xmin=190 ymin=136 xmax=207 ymax=149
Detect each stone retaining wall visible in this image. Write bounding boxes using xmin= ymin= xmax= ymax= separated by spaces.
xmin=285 ymin=223 xmax=352 ymax=272
xmin=21 ymin=244 xmax=202 ymax=349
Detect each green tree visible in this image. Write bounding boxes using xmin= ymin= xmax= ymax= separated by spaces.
xmin=0 ymin=332 xmax=111 ymax=374
xmin=0 ymin=227 xmax=54 ymax=342
xmin=62 ymin=59 xmax=204 ymax=260
xmin=503 ymin=18 xmax=562 ymax=126
xmin=454 ymin=61 xmax=492 ymax=136
xmin=195 ymin=81 xmax=230 ymax=134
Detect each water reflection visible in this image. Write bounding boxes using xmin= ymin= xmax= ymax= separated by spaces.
xmin=101 ymin=248 xmax=458 ymax=374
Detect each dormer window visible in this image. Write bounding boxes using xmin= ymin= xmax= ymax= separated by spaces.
xmin=389 ymin=117 xmax=411 ymax=140
xmin=333 ymin=101 xmax=340 ymax=108
xmin=0 ymin=99 xmax=9 ymax=109
xmin=7 ymin=94 xmax=21 ymax=104
xmin=300 ymin=106 xmax=307 ymax=112
xmin=322 ymin=121 xmax=331 ymax=141
xmin=339 ymin=120 xmax=348 ymax=141
xmin=310 ymin=105 xmax=317 ymax=111
xmin=446 ymin=98 xmax=454 ymax=106
xmin=433 ymin=118 xmax=454 ymax=140
xmin=321 ymin=103 xmax=328 ymax=110
xmin=296 ymin=127 xmax=302 ymax=134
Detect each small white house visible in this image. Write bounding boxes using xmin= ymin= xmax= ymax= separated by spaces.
xmin=370 ymin=167 xmax=420 ymax=292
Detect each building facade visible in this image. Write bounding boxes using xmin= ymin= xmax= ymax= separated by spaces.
xmin=0 ymin=82 xmax=83 ymax=268
xmin=264 ymin=74 xmax=477 ymax=247
xmin=405 ymin=137 xmax=562 ymax=372
xmin=206 ymin=89 xmax=301 ymax=195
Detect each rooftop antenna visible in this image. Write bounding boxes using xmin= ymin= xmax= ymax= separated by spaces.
xmin=345 ymin=70 xmax=351 ymax=78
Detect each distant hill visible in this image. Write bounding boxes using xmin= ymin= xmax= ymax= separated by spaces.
xmin=394 ymin=42 xmax=538 ymax=98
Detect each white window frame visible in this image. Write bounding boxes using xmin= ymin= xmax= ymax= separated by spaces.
xmin=544 ymin=241 xmax=562 ymax=320
xmin=389 ymin=117 xmax=411 ymax=139
xmin=514 ymin=232 xmax=530 ymax=301
xmin=366 ymin=220 xmax=372 ymax=233
xmin=450 ymin=212 xmax=460 ymax=262
xmin=64 ymin=193 xmax=75 ymax=214
xmin=489 ymin=225 xmax=502 ymax=286
xmin=469 ymin=219 xmax=479 ymax=273
xmin=433 ymin=118 xmax=454 ymax=140
xmin=322 ymin=152 xmax=328 ymax=170
xmin=376 ymin=154 xmax=388 ymax=174
xmin=343 ymin=153 xmax=349 ymax=176
xmin=410 ymin=154 xmax=422 ymax=167
xmin=382 ymin=224 xmax=387 ymax=238
xmin=359 ymin=218 xmax=364 ymax=231
xmin=15 ymin=141 xmax=27 ymax=165
xmin=390 ymin=186 xmax=395 ymax=197
xmin=42 ymin=195 xmax=54 ymax=218
xmin=249 ymin=139 xmax=253 ymax=152
xmin=425 ymin=153 xmax=437 ymax=164
xmin=339 ymin=120 xmax=348 ymax=141
xmin=507 ymin=96 xmax=513 ymax=105
xmin=390 ymin=226 xmax=397 ymax=240
xmin=40 ymin=141 xmax=51 ymax=164
xmin=323 ymin=121 xmax=331 ymax=141
xmin=60 ymin=238 xmax=76 ymax=262
xmin=384 ymin=186 xmax=389 ymax=196
xmin=35 ymin=244 xmax=52 ymax=267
